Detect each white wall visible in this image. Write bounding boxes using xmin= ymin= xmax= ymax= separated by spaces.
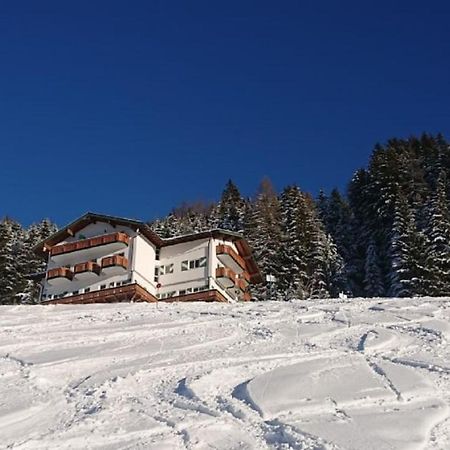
xmin=157 ymin=239 xmax=210 ymax=296
xmin=131 ymin=234 xmax=157 ymax=293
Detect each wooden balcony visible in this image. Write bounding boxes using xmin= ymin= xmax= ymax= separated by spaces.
xmin=215 ymin=266 xmax=252 ymax=301
xmin=101 ymin=255 xmax=128 ymax=274
xmin=216 ymin=244 xmax=246 ymax=273
xmin=74 ymin=261 xmax=101 ymax=279
xmin=42 ymin=283 xmax=157 ymax=305
xmin=47 ymin=267 xmax=74 ymax=286
xmin=161 ymin=289 xmax=228 ymax=303
xmin=216 ymin=266 xmax=237 ymax=288
xmin=50 ymin=232 xmax=129 ymax=260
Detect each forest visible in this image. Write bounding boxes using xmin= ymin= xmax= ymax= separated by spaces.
xmin=1 ymin=133 xmax=449 ymax=304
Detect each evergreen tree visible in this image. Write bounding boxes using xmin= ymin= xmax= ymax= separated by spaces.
xmin=347 ymin=168 xmax=372 ymax=296
xmin=277 ymin=186 xmax=310 ymax=299
xmin=211 ymin=180 xmax=246 ymax=232
xmin=389 ymin=195 xmax=431 ymax=297
xmin=363 ymin=237 xmax=385 ymax=297
xmin=244 ymin=178 xmax=282 ymax=300
xmin=22 ymin=219 xmax=58 ymax=303
xmin=0 ymin=218 xmax=27 ymax=304
xmin=425 ymin=172 xmax=450 ymax=295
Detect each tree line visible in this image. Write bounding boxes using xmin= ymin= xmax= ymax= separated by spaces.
xmin=151 ymin=133 xmax=450 ymax=300
xmin=1 ymin=133 xmax=450 ymax=304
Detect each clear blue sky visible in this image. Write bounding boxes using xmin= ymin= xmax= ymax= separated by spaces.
xmin=1 ymin=1 xmax=449 ymax=226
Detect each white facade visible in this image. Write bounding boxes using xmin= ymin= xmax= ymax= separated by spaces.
xmin=40 ymin=219 xmax=253 ymax=303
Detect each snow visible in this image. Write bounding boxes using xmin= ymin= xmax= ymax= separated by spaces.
xmin=0 ymin=297 xmax=449 ymax=449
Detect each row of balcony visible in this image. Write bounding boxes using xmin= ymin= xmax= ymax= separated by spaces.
xmin=49 ymin=233 xmax=249 ymax=276
xmin=50 ymin=232 xmax=130 ymax=262
xmin=47 ymin=255 xmax=128 ymax=286
xmin=215 ymin=267 xmax=251 ymax=301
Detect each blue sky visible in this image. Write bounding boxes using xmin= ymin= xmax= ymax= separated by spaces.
xmin=1 ymin=1 xmax=449 ymax=226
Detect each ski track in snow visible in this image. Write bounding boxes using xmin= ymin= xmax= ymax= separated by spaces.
xmin=0 ymin=297 xmax=449 ymax=450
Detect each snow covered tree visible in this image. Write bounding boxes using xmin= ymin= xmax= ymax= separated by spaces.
xmin=277 ymin=186 xmax=310 ymax=299
xmin=21 ymin=218 xmax=58 ymax=303
xmin=363 ymin=237 xmax=385 ymax=297
xmin=0 ymin=218 xmax=27 ymax=304
xmin=244 ymin=178 xmax=282 ymax=300
xmin=211 ymin=180 xmax=246 ymax=232
xmin=425 ymin=172 xmax=450 ymax=295
xmin=389 ymin=195 xmax=431 ymax=297
xmin=317 ymin=188 xmax=353 ymax=294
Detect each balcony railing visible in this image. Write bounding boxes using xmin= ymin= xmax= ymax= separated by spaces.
xmin=216 ymin=244 xmax=246 ymax=273
xmin=50 ymin=232 xmax=129 ymax=257
xmin=216 ymin=266 xmax=237 ymax=285
xmin=101 ymin=254 xmax=128 ymax=270
xmin=215 ymin=266 xmax=252 ymax=300
xmin=47 ymin=267 xmax=74 ymax=281
xmin=74 ymin=261 xmax=101 ymax=276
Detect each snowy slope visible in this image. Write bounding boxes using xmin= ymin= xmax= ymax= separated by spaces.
xmin=0 ymin=297 xmax=449 ymax=450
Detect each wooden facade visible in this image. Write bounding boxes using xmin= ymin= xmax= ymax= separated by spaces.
xmin=42 ymin=283 xmax=157 ymax=305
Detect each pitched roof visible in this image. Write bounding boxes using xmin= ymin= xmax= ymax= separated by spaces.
xmin=33 ymin=212 xmax=163 ymax=251
xmin=34 ymin=212 xmax=262 ymax=283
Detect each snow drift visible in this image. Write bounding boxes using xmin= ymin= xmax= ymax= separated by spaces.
xmin=1 ymin=297 xmax=449 ymax=449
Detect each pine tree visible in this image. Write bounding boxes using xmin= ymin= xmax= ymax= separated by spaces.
xmin=389 ymin=195 xmax=431 ymax=297
xmin=425 ymin=172 xmax=450 ymax=295
xmin=277 ymin=186 xmax=310 ymax=299
xmin=364 ymin=237 xmax=385 ymax=297
xmin=21 ymin=218 xmax=58 ymax=303
xmin=244 ymin=178 xmax=282 ymax=300
xmin=347 ymin=169 xmax=372 ymax=296
xmin=0 ymin=218 xmax=27 ymax=304
xmin=318 ymin=188 xmax=353 ymax=294
xmin=211 ymin=180 xmax=246 ymax=232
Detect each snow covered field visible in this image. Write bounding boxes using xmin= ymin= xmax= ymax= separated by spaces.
xmin=1 ymin=298 xmax=449 ymax=450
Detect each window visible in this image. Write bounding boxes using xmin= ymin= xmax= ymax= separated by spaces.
xmin=179 ymin=289 xmax=186 ymax=295
xmin=84 ymin=288 xmax=90 ymax=293
xmin=72 ymin=290 xmax=79 ymax=295
xmin=182 ymin=257 xmax=207 ymax=271
xmin=193 ymin=286 xmax=208 ymax=293
xmin=100 ymin=285 xmax=106 ymax=290
xmin=159 ymin=264 xmax=174 ymax=275
xmin=155 ymin=248 xmax=160 ymax=260
xmin=159 ymin=291 xmax=176 ymax=299
xmin=109 ymin=282 xmax=115 ymax=288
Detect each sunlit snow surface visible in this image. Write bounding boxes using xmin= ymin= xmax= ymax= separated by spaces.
xmin=1 ymin=297 xmax=449 ymax=449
